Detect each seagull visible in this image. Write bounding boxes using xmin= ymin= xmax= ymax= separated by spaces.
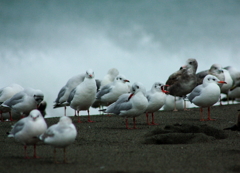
xmin=224 ymin=66 xmax=240 ymax=89
xmin=220 ymin=69 xmax=233 ymax=105
xmin=166 ymin=58 xmax=198 ymax=111
xmin=92 ymin=74 xmax=130 ymax=108
xmin=162 ymin=95 xmax=188 ymax=111
xmin=7 ymin=109 xmax=47 ymax=158
xmin=0 ymin=84 xmax=24 ymax=121
xmin=39 ymin=116 xmax=77 ymax=163
xmin=145 ymin=82 xmax=168 ymax=125
xmin=53 ymin=73 xmax=85 ymax=116
xmin=67 ymin=69 xmax=97 ymax=123
xmin=105 ymin=82 xmax=148 ymax=129
xmin=0 ymin=87 xmax=44 ymax=119
xmin=187 ymin=75 xmax=226 ymax=121
xmin=196 ymin=64 xmax=225 ymax=86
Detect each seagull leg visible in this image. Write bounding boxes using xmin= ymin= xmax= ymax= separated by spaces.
xmin=24 ymin=145 xmax=30 ymax=159
xmin=133 ymin=117 xmax=138 ymax=129
xmin=146 ymin=113 xmax=150 ymax=125
xmin=200 ymin=108 xmax=204 ymax=121
xmin=77 ymin=111 xmax=82 ymax=123
xmin=64 ymin=106 xmax=66 ymax=116
xmin=173 ymin=96 xmax=178 ymax=111
xmin=33 ymin=144 xmax=40 ymax=158
xmin=207 ymin=107 xmax=216 ymax=121
xmin=53 ymin=148 xmax=59 ymax=163
xmin=63 ymin=148 xmax=68 ymax=163
xmin=87 ymin=110 xmax=95 ymax=123
xmin=151 ymin=113 xmax=158 ymax=125
xmin=183 ymin=96 xmax=189 ymax=111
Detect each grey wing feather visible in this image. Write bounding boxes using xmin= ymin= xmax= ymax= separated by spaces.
xmin=55 ymin=87 xmax=67 ymax=103
xmin=187 ymin=85 xmax=202 ymax=103
xmin=96 ymin=84 xmax=112 ymax=99
xmin=8 ymin=120 xmax=25 ymax=136
xmin=67 ymin=88 xmax=76 ymax=104
xmin=3 ymin=92 xmax=24 ymax=107
xmin=106 ymin=93 xmax=132 ymax=115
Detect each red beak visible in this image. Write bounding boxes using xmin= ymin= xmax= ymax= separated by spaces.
xmin=128 ymin=93 xmax=134 ymax=101
xmin=218 ymin=81 xmax=227 ymax=84
xmin=161 ymin=86 xmax=169 ymax=94
xmin=124 ymin=80 xmax=130 ymax=83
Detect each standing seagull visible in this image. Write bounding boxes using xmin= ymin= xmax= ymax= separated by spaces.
xmin=145 ymin=82 xmax=168 ymax=125
xmin=92 ymin=74 xmax=130 ymax=108
xmin=7 ymin=109 xmax=47 ymax=158
xmin=0 ymin=88 xmax=44 ymax=119
xmin=105 ymin=82 xmax=148 ymax=129
xmin=0 ymin=84 xmax=24 ymax=121
xmin=39 ymin=116 xmax=77 ymax=163
xmin=67 ymin=69 xmax=97 ymax=123
xmin=188 ymin=75 xmax=226 ymax=121
xmin=166 ymin=58 xmax=198 ymax=111
xmin=53 ymin=73 xmax=85 ymax=116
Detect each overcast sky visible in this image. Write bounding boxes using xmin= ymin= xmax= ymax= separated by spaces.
xmin=0 ymin=0 xmax=239 ymax=117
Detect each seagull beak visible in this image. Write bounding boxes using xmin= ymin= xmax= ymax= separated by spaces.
xmin=128 ymin=93 xmax=134 ymax=101
xmin=218 ymin=81 xmax=227 ymax=84
xmin=161 ymin=86 xmax=169 ymax=94
xmin=124 ymin=80 xmax=130 ymax=83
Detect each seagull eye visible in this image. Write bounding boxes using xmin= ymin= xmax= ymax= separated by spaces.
xmin=120 ymin=78 xmax=122 ymax=80
xmin=213 ymin=78 xmax=216 ymax=81
xmin=189 ymin=62 xmax=192 ymax=65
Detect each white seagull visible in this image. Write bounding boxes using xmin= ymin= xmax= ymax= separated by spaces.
xmin=39 ymin=116 xmax=77 ymax=163
xmin=7 ymin=109 xmax=47 ymax=158
xmin=105 ymin=82 xmax=148 ymax=129
xmin=1 ymin=87 xmax=44 ymax=119
xmin=187 ymin=75 xmax=226 ymax=121
xmin=145 ymin=82 xmax=168 ymax=125
xmin=0 ymin=83 xmax=24 ymax=121
xmin=67 ymin=69 xmax=97 ymax=123
xmin=53 ymin=73 xmax=85 ymax=116
xmin=92 ymin=74 xmax=130 ymax=108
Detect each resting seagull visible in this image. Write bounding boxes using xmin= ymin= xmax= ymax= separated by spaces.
xmin=105 ymin=82 xmax=148 ymax=129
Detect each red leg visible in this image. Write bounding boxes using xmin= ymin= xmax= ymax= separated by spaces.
xmin=87 ymin=110 xmax=95 ymax=123
xmin=200 ymin=108 xmax=204 ymax=121
xmin=207 ymin=107 xmax=216 ymax=121
xmin=151 ymin=113 xmax=158 ymax=125
xmin=24 ymin=145 xmax=30 ymax=159
xmin=33 ymin=144 xmax=40 ymax=158
xmin=133 ymin=117 xmax=138 ymax=129
xmin=77 ymin=111 xmax=82 ymax=123
xmin=146 ymin=113 xmax=151 ymax=125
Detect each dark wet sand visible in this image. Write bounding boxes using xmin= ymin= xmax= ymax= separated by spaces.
xmin=1 ymin=104 xmax=240 ymax=173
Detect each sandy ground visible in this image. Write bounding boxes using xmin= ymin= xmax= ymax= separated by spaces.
xmin=0 ymin=104 xmax=240 ymax=173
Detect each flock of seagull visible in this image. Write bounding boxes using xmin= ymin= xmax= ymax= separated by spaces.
xmin=1 ymin=58 xmax=240 ymax=162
